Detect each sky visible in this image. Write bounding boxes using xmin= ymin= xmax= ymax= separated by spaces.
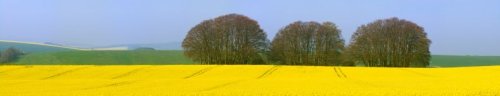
xmin=0 ymin=0 xmax=499 ymax=55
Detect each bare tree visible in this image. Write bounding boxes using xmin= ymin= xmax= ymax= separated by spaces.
xmin=348 ymin=17 xmax=431 ymax=67
xmin=182 ymin=13 xmax=269 ymax=64
xmin=271 ymin=21 xmax=345 ymax=66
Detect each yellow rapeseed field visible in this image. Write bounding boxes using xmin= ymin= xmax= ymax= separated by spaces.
xmin=1 ymin=65 xmax=499 ymax=96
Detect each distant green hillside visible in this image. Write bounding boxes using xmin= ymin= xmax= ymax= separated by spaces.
xmin=8 ymin=49 xmax=500 ymax=67
xmin=430 ymin=55 xmax=500 ymax=67
xmin=0 ymin=40 xmax=81 ymax=53
xmin=15 ymin=50 xmax=194 ymax=65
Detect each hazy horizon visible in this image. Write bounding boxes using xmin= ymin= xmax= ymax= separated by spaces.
xmin=1 ymin=0 xmax=499 ymax=55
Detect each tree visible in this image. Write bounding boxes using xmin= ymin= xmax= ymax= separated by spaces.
xmin=0 ymin=47 xmax=24 ymax=63
xmin=182 ymin=13 xmax=269 ymax=64
xmin=348 ymin=17 xmax=431 ymax=67
xmin=271 ymin=21 xmax=345 ymax=66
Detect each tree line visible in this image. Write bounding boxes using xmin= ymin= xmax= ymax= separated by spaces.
xmin=182 ymin=13 xmax=431 ymax=67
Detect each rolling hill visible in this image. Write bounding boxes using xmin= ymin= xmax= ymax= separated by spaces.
xmin=2 ymin=40 xmax=500 ymax=67
xmin=14 ymin=50 xmax=194 ymax=65
xmin=12 ymin=50 xmax=500 ymax=67
xmin=0 ymin=40 xmax=84 ymax=53
xmin=97 ymin=42 xmax=182 ymax=50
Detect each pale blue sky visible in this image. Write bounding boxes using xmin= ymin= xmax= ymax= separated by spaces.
xmin=0 ymin=0 xmax=499 ymax=55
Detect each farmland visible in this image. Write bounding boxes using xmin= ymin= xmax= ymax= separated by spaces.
xmin=1 ymin=65 xmax=499 ymax=96
xmin=431 ymin=55 xmax=500 ymax=67
xmin=15 ymin=50 xmax=194 ymax=65
xmin=3 ymin=40 xmax=500 ymax=67
xmin=11 ymin=50 xmax=500 ymax=67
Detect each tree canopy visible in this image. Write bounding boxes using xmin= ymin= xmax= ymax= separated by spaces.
xmin=182 ymin=14 xmax=269 ymax=64
xmin=271 ymin=21 xmax=345 ymax=65
xmin=348 ymin=17 xmax=431 ymax=67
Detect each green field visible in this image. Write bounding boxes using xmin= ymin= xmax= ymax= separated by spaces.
xmin=3 ymin=40 xmax=499 ymax=67
xmin=430 ymin=55 xmax=500 ymax=67
xmin=7 ymin=50 xmax=500 ymax=67
xmin=14 ymin=50 xmax=194 ymax=65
